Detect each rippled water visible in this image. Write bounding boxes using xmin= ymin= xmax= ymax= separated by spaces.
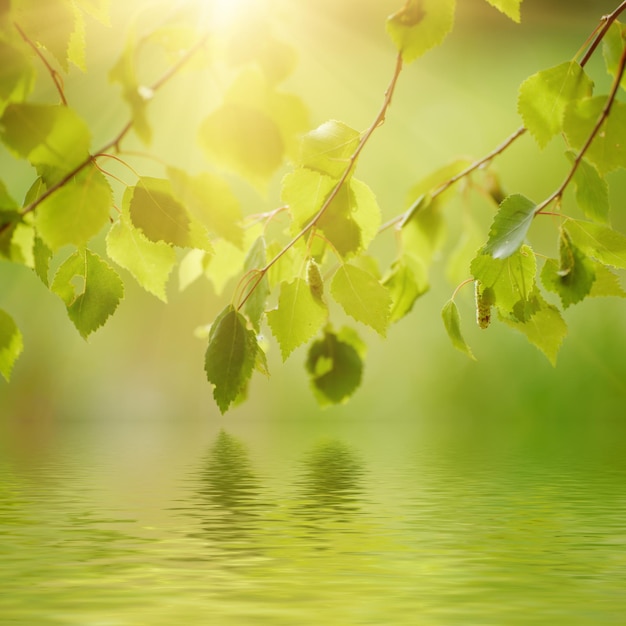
xmin=1 ymin=418 xmax=626 ymax=625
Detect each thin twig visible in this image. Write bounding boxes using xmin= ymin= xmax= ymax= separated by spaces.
xmin=14 ymin=22 xmax=68 ymax=106
xmin=237 ymin=52 xmax=405 ymax=311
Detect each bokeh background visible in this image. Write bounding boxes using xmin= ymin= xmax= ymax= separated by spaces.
xmin=1 ymin=0 xmax=625 ymax=437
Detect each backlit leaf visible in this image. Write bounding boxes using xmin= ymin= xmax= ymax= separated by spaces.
xmin=564 ymin=97 xmax=626 ymax=174
xmin=106 ymin=215 xmax=176 ymax=302
xmin=204 ymin=306 xmax=259 ymax=413
xmin=299 ymin=120 xmax=360 ymax=179
xmin=565 ymin=219 xmax=626 ymax=269
xmin=306 ymin=328 xmax=364 ymax=406
xmin=386 ymin=0 xmax=456 ymax=64
xmin=282 ymin=167 xmax=335 ymax=230
xmin=471 ymin=245 xmax=536 ymax=315
xmin=589 ymin=263 xmax=626 ymax=298
xmin=0 ymin=103 xmax=91 ymax=181
xmin=15 ymin=0 xmax=75 ymax=71
xmin=442 ymin=300 xmax=475 ymax=360
xmin=74 ymin=0 xmax=110 ymax=24
xmin=129 ymin=177 xmax=191 ymax=248
xmin=267 ymin=277 xmax=328 ymax=360
xmin=0 ymin=40 xmax=35 ymax=113
xmin=383 ymin=257 xmax=428 ymax=323
xmin=483 ymin=194 xmax=536 ymax=259
xmin=500 ymin=288 xmax=567 ymax=365
xmin=35 ymin=165 xmax=112 ymax=251
xmin=483 ymin=0 xmax=523 ymax=22
xmin=603 ymin=21 xmax=626 ymax=91
xmin=331 ymin=263 xmax=391 ymax=336
xmin=0 ymin=308 xmax=23 ymax=381
xmin=566 ymin=152 xmax=609 ymax=223
xmin=51 ymin=249 xmax=124 ymax=338
xmin=168 ymin=168 xmax=243 ymax=247
xmin=401 ymin=196 xmax=446 ymax=265
xmin=242 ymin=237 xmax=269 ymax=330
xmin=33 ymin=236 xmax=52 ymax=286
xmin=518 ymin=62 xmax=593 ymax=148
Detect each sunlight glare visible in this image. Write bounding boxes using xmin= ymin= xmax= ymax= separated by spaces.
xmin=211 ymin=0 xmax=256 ymax=29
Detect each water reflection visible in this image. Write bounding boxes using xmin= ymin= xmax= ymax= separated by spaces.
xmin=294 ymin=439 xmax=365 ymax=523
xmin=183 ymin=430 xmax=266 ymax=555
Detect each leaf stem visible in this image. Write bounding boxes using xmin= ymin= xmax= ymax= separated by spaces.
xmin=237 ymin=52 xmax=405 ymax=311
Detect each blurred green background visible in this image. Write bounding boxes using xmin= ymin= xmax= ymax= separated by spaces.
xmin=1 ymin=0 xmax=625 ymax=437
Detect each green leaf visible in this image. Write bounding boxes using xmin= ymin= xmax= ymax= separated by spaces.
xmin=441 ymin=300 xmax=475 ymax=360
xmin=35 ymin=164 xmax=112 ymax=251
xmin=306 ymin=328 xmax=364 ymax=407
xmin=109 ymin=33 xmax=152 ymax=144
xmin=331 ymin=263 xmax=391 ymax=336
xmin=67 ymin=7 xmax=86 ymax=72
xmin=541 ymin=231 xmax=596 ymax=308
xmin=74 ymin=0 xmax=110 ymax=24
xmin=566 ymin=152 xmax=609 ymax=223
xmin=483 ymin=194 xmax=536 ymax=259
xmin=471 ymin=245 xmax=537 ymax=315
xmin=33 ymin=236 xmax=52 ymax=287
xmin=603 ymin=21 xmax=626 ymax=92
xmin=267 ymin=277 xmax=328 ymax=360
xmin=204 ymin=306 xmax=259 ymax=414
xmin=129 ymin=177 xmax=192 ymax=248
xmin=483 ymin=0 xmax=523 ymax=22
xmin=386 ymin=0 xmax=456 ymax=64
xmin=242 ymin=237 xmax=269 ymax=331
xmin=15 ymin=0 xmax=75 ymax=71
xmin=383 ymin=257 xmax=428 ymax=323
xmin=401 ymin=196 xmax=446 ymax=265
xmin=200 ymin=104 xmax=284 ymax=186
xmin=564 ymin=97 xmax=626 ymax=174
xmin=0 ymin=103 xmax=91 ymax=181
xmin=168 ymin=168 xmax=243 ymax=247
xmin=0 ymin=308 xmax=23 ymax=382
xmin=565 ymin=219 xmax=626 ymax=269
xmin=299 ymin=120 xmax=361 ymax=179
xmin=51 ymin=249 xmax=124 ymax=338
xmin=282 ymin=168 xmax=335 ymax=230
xmin=204 ymin=239 xmax=246 ymax=295
xmin=500 ymin=289 xmax=567 ymax=365
xmin=0 ymin=40 xmax=35 ymax=113
xmin=518 ymin=61 xmax=593 ymax=148
xmin=106 ymin=215 xmax=176 ymax=302
xmin=589 ymin=263 xmax=626 ymax=299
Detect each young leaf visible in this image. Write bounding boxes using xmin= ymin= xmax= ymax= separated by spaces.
xmin=518 ymin=61 xmax=593 ymax=148
xmin=204 ymin=306 xmax=259 ymax=414
xmin=298 ymin=120 xmax=361 ymax=179
xmin=482 ymin=194 xmax=536 ymax=259
xmin=282 ymin=168 xmax=335 ymax=230
xmin=0 ymin=308 xmax=23 ymax=382
xmin=566 ymin=152 xmax=609 ymax=223
xmin=306 ymin=328 xmax=364 ymax=406
xmin=471 ymin=245 xmax=537 ymax=315
xmin=168 ymin=168 xmax=243 ymax=247
xmin=35 ymin=165 xmax=112 ymax=251
xmin=106 ymin=215 xmax=176 ymax=302
xmin=589 ymin=263 xmax=626 ymax=299
xmin=603 ymin=21 xmax=626 ymax=92
xmin=51 ymin=249 xmax=124 ymax=338
xmin=33 ymin=236 xmax=52 ymax=287
xmin=564 ymin=98 xmax=626 ymax=174
xmin=541 ymin=232 xmax=596 ymax=308
xmin=331 ymin=263 xmax=391 ymax=336
xmin=483 ymin=0 xmax=523 ymax=22
xmin=500 ymin=289 xmax=567 ymax=365
xmin=129 ymin=177 xmax=191 ymax=248
xmin=386 ymin=0 xmax=456 ymax=65
xmin=0 ymin=103 xmax=91 ymax=181
xmin=266 ymin=277 xmax=328 ymax=360
xmin=441 ymin=300 xmax=475 ymax=360
xmin=383 ymin=257 xmax=428 ymax=323
xmin=565 ymin=220 xmax=626 ymax=269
